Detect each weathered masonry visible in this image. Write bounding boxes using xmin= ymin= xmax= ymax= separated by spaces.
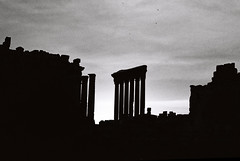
xmin=0 ymin=37 xmax=96 ymax=135
xmin=112 ymin=65 xmax=147 ymax=121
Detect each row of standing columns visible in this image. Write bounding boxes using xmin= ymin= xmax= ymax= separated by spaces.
xmin=79 ymin=74 xmax=96 ymax=121
xmin=112 ymin=65 xmax=147 ymax=121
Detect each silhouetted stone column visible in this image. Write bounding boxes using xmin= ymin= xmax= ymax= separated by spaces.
xmin=75 ymin=76 xmax=82 ymax=116
xmin=79 ymin=80 xmax=82 ymax=102
xmin=81 ymin=76 xmax=88 ymax=117
xmin=88 ymin=74 xmax=95 ymax=122
xmin=140 ymin=74 xmax=146 ymax=115
xmin=114 ymin=82 xmax=119 ymax=120
xmin=135 ymin=78 xmax=140 ymax=116
xmin=112 ymin=65 xmax=147 ymax=120
xmin=124 ymin=80 xmax=129 ymax=116
xmin=119 ymin=82 xmax=124 ymax=119
xmin=129 ymin=79 xmax=134 ymax=118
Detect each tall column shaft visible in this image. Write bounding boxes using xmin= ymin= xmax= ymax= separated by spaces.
xmin=119 ymin=82 xmax=124 ymax=119
xmin=88 ymin=74 xmax=96 ymax=122
xmin=135 ymin=78 xmax=140 ymax=116
xmin=140 ymin=74 xmax=146 ymax=115
xmin=79 ymin=79 xmax=82 ymax=102
xmin=129 ymin=79 xmax=134 ymax=118
xmin=76 ymin=77 xmax=82 ymax=117
xmin=124 ymin=80 xmax=129 ymax=116
xmin=114 ymin=82 xmax=119 ymax=120
xmin=81 ymin=76 xmax=88 ymax=117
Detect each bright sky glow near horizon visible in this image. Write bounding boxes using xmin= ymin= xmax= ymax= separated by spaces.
xmin=1 ymin=0 xmax=240 ymax=123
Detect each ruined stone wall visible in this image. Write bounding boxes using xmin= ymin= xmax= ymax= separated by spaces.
xmin=190 ymin=63 xmax=240 ymax=131
xmin=0 ymin=37 xmax=94 ymax=135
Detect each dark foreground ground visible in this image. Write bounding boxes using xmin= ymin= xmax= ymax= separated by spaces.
xmin=1 ymin=121 xmax=240 ymax=161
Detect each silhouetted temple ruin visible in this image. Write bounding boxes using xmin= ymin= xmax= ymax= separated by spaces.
xmin=1 ymin=36 xmax=240 ymax=160
xmin=0 ymin=37 xmax=95 ymax=135
xmin=109 ymin=63 xmax=240 ymax=134
xmin=112 ymin=65 xmax=147 ymax=120
xmin=190 ymin=63 xmax=240 ymax=131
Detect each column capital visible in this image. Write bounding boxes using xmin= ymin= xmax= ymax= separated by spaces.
xmin=88 ymin=73 xmax=96 ymax=78
xmin=113 ymin=78 xmax=120 ymax=85
xmin=140 ymin=72 xmax=146 ymax=79
xmin=81 ymin=75 xmax=88 ymax=81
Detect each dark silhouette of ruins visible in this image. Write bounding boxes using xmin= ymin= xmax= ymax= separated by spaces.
xmin=0 ymin=37 xmax=96 ymax=137
xmin=1 ymin=37 xmax=240 ymax=160
xmin=100 ymin=63 xmax=240 ymax=160
xmin=112 ymin=65 xmax=147 ymax=120
xmin=190 ymin=63 xmax=240 ymax=132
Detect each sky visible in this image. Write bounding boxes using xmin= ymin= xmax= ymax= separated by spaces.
xmin=1 ymin=0 xmax=240 ymax=123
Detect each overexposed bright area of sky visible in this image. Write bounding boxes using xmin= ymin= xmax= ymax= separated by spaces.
xmin=1 ymin=0 xmax=240 ymax=123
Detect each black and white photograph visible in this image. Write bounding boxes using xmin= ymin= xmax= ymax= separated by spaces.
xmin=0 ymin=0 xmax=240 ymax=160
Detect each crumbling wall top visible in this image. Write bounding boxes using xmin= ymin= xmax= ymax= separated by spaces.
xmin=0 ymin=37 xmax=84 ymax=72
